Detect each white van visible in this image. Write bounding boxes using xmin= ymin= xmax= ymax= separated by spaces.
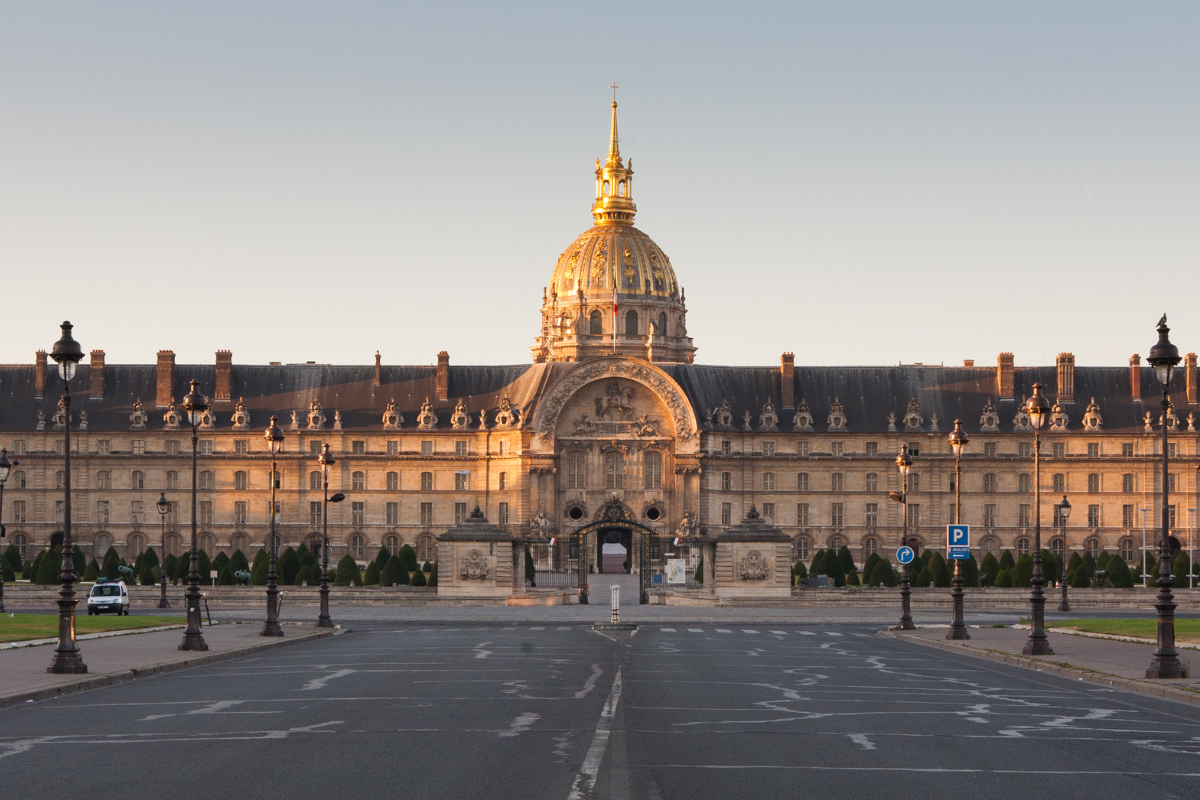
xmin=87 ymin=579 xmax=130 ymax=615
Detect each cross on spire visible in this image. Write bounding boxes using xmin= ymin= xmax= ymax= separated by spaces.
xmin=609 ymin=81 xmax=619 ymax=102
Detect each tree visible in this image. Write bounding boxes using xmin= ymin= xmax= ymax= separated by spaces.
xmin=810 ymin=549 xmax=827 ymax=576
xmin=2 ymin=561 xmax=13 ymax=583
xmin=1070 ymin=566 xmax=1091 ymax=588
xmin=1040 ymin=551 xmax=1058 ymax=588
xmin=995 ymin=567 xmax=1013 ymax=588
xmin=914 ymin=565 xmax=933 ymax=588
xmin=251 ymin=555 xmax=269 ymax=586
xmin=101 ymin=550 xmax=121 ymax=580
xmin=82 ymin=559 xmax=99 ymax=582
xmin=103 ymin=546 xmax=120 ymax=565
xmin=927 ymin=552 xmax=950 ymax=588
xmin=792 ymin=561 xmax=808 ymax=586
xmin=2 ymin=545 xmax=20 ymax=575
xmin=837 ymin=546 xmax=855 ymax=575
xmin=381 ymin=555 xmax=403 ymax=587
xmin=844 ymin=568 xmax=860 ymax=586
xmin=862 ymin=553 xmax=881 ymax=582
xmin=868 ymin=559 xmax=897 ymax=588
xmin=824 ymin=554 xmax=845 ymax=587
xmin=979 ymin=553 xmax=1000 ymax=582
xmin=1012 ymin=554 xmax=1034 ymax=588
xmin=162 ymin=554 xmax=177 ymax=584
xmin=278 ymin=547 xmax=300 ymax=586
xmin=298 ymin=545 xmax=317 ymax=571
xmin=694 ymin=557 xmax=704 ymax=584
xmin=1081 ymin=552 xmax=1097 ymax=578
xmin=428 ymin=560 xmax=438 ymax=587
xmin=73 ymin=547 xmax=85 ymax=578
xmin=375 ymin=547 xmax=391 ymax=569
xmin=140 ymin=565 xmax=157 ymax=586
xmin=999 ymin=550 xmax=1016 ymax=571
xmin=961 ymin=554 xmax=980 ymax=588
xmin=197 ymin=550 xmax=213 ymax=583
xmin=1108 ymin=555 xmax=1134 ymax=588
xmin=1173 ymin=551 xmax=1191 ymax=581
xmin=21 ymin=561 xmax=32 ymax=580
xmin=1097 ymin=551 xmax=1112 ymax=570
xmin=36 ymin=547 xmax=62 ymax=585
xmin=398 ymin=544 xmax=418 ymax=573
xmin=334 ymin=554 xmax=361 ymax=586
xmin=213 ymin=551 xmax=230 ymax=573
xmin=295 ymin=565 xmax=315 ymax=586
xmin=410 ymin=566 xmax=428 ymax=587
xmin=218 ymin=565 xmax=236 ymax=586
xmin=364 ymin=561 xmax=381 ymax=586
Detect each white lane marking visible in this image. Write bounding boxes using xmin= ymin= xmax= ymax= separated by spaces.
xmin=849 ymin=733 xmax=876 ymax=750
xmin=499 ymin=712 xmax=541 ymax=738
xmin=567 ymin=666 xmax=624 ymax=800
xmin=557 ymin=626 xmax=572 ymax=630
xmin=826 ymin=632 xmax=844 ymax=636
xmin=473 ymin=641 xmax=493 ymax=659
xmin=661 ymin=628 xmax=676 ymax=632
xmin=0 ymin=721 xmax=345 ymax=758
xmin=770 ymin=631 xmax=788 ymax=635
xmin=742 ymin=630 xmax=760 ymax=634
xmin=531 ymin=627 xmax=546 ymax=631
xmin=624 ymin=765 xmax=1200 ymax=776
xmin=575 ymin=664 xmax=604 ymax=699
xmin=300 ymin=669 xmax=357 ymax=691
xmin=688 ymin=628 xmax=704 ymax=633
xmin=139 ymin=700 xmax=279 ymax=721
xmin=798 ymin=631 xmax=817 ymax=636
xmin=716 ymin=629 xmax=733 ymax=634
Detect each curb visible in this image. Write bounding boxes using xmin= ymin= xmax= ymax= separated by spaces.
xmin=883 ymin=630 xmax=1200 ymax=709
xmin=0 ymin=625 xmax=186 ymax=651
xmin=0 ymin=628 xmax=338 ymax=711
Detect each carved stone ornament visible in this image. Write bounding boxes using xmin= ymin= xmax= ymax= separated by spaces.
xmin=742 ymin=409 xmax=753 ymax=431
xmin=78 ymin=409 xmax=88 ymax=431
xmin=571 ymin=414 xmax=597 ymax=435
xmin=675 ymin=510 xmax=697 ymax=538
xmin=1143 ymin=411 xmax=1154 ymax=433
xmin=1081 ymin=397 xmax=1103 ymax=432
xmin=459 ymin=549 xmax=490 ymax=581
xmin=1160 ymin=403 xmax=1180 ymax=432
xmin=162 ymin=400 xmax=181 ymax=430
xmin=793 ymin=399 xmax=814 ymax=432
xmin=704 ymin=408 xmax=714 ymax=428
xmin=231 ymin=397 xmax=251 ymax=431
xmin=532 ymin=358 xmax=697 ymax=447
xmin=1048 ymin=402 xmax=1069 ymax=433
xmin=930 ymin=413 xmax=940 ymax=433
xmin=417 ymin=397 xmax=438 ymax=430
xmin=739 ymin=549 xmax=770 ymax=581
xmin=1189 ymin=413 xmax=1196 ymax=433
xmin=198 ymin=408 xmax=217 ymax=430
xmin=494 ymin=396 xmax=519 ymax=429
xmin=382 ymin=398 xmax=403 ymax=429
xmin=887 ymin=411 xmax=897 ymax=433
xmin=528 ymin=509 xmax=555 ymax=537
xmin=1013 ymin=399 xmax=1033 ymax=433
xmin=827 ymin=397 xmax=847 ymax=433
xmin=332 ymin=410 xmax=343 ymax=431
xmin=36 ymin=409 xmax=45 ymax=431
xmin=715 ymin=399 xmax=733 ymax=429
xmin=595 ymin=381 xmax=635 ymax=421
xmin=129 ymin=398 xmax=148 ymax=430
xmin=289 ymin=410 xmax=300 ymax=430
xmin=633 ymin=414 xmax=659 ymax=437
xmin=450 ymin=399 xmax=470 ymax=430
xmin=758 ymin=399 xmax=778 ymax=431
xmin=903 ymin=397 xmax=923 ymax=433
xmin=478 ymin=410 xmax=489 ymax=430
xmin=306 ymin=399 xmax=326 ymax=431
xmin=979 ymin=399 xmax=1000 ymax=433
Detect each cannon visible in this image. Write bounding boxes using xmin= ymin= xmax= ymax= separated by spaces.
xmin=117 ymin=564 xmax=135 ymax=583
xmin=234 ymin=569 xmax=252 ymax=586
xmin=978 ymin=572 xmax=993 ymax=588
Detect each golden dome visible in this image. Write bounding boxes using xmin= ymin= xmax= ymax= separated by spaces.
xmin=550 ymin=224 xmax=679 ymax=299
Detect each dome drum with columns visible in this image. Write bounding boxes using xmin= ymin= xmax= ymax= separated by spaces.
xmin=533 ymin=97 xmax=696 ymax=365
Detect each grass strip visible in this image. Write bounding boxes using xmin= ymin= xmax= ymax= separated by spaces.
xmin=0 ymin=613 xmax=182 ymax=643
xmin=1048 ymin=617 xmax=1200 ymax=644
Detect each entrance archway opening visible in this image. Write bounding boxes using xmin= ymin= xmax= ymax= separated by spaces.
xmin=599 ymin=528 xmax=631 ymax=574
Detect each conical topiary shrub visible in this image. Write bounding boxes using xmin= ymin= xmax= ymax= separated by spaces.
xmin=410 ymin=566 xmax=427 ymax=587
xmin=927 ymin=552 xmax=950 ymax=588
xmin=1070 ymin=565 xmax=1091 ymax=588
xmin=2 ymin=545 xmax=20 ymax=575
xmin=999 ymin=550 xmax=1016 ymax=571
xmin=428 ymin=560 xmax=438 ymax=587
xmin=810 ymin=549 xmax=827 ymax=577
xmin=979 ymin=553 xmax=1000 ymax=582
xmin=140 ymin=565 xmax=156 ymax=586
xmin=364 ymin=561 xmax=380 ymax=586
xmin=334 ymin=554 xmax=361 ymax=586
xmin=961 ymin=554 xmax=980 ymax=587
xmin=837 ymin=546 xmax=856 ymax=575
xmin=1108 ymin=555 xmax=1134 ymax=588
xmin=381 ymin=555 xmax=403 ymax=587
xmin=213 ymin=551 xmax=230 ymax=573
xmin=914 ymin=565 xmax=933 ymax=588
xmin=83 ymin=559 xmax=99 ymax=582
xmin=101 ymin=551 xmax=121 ymax=580
xmin=294 ymin=565 xmax=315 ymax=586
xmin=230 ymin=549 xmax=250 ymax=574
xmin=278 ymin=547 xmax=300 ymax=586
xmin=36 ymin=547 xmax=62 ymax=585
xmin=995 ymin=567 xmax=1013 ymax=587
xmin=1012 ymin=554 xmax=1034 ymax=588
xmin=218 ymin=565 xmax=236 ymax=585
xmin=398 ymin=544 xmax=418 ymax=574
xmin=375 ymin=547 xmax=391 ymax=569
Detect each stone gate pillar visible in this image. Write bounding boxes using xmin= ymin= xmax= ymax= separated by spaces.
xmin=436 ymin=507 xmax=515 ymax=599
xmin=714 ymin=506 xmax=792 ymax=600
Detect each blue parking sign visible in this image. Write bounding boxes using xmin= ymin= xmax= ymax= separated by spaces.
xmin=947 ymin=524 xmax=970 ymax=560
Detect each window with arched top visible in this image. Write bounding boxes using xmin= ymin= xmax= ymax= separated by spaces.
xmin=1050 ymin=537 xmax=1065 ymax=558
xmin=617 ymin=180 xmax=626 ymax=197
xmin=657 ymin=311 xmax=666 ymax=334
xmin=829 ymin=535 xmax=846 ymax=552
xmin=793 ymin=535 xmax=810 ymax=562
xmin=1017 ymin=537 xmax=1030 ymax=557
xmin=350 ymin=534 xmax=365 ymax=559
xmin=352 ymin=471 xmax=365 ymax=491
xmin=644 ymin=451 xmax=662 ymax=490
xmin=387 ymin=472 xmax=399 ymax=491
xmin=864 ymin=538 xmax=878 ymax=558
xmin=417 ymin=533 xmax=436 ymax=564
xmin=1085 ymin=538 xmax=1101 ymax=558
xmin=589 ymin=310 xmax=603 ymax=335
xmin=199 ymin=534 xmax=215 ymax=556
xmin=127 ymin=533 xmax=147 ymax=559
xmin=384 ymin=534 xmax=401 ymax=556
xmin=165 ymin=533 xmax=182 ymax=558
xmin=93 ymin=533 xmax=113 ymax=560
xmin=13 ymin=533 xmax=28 ymax=559
xmin=625 ymin=310 xmax=638 ymax=336
xmin=310 ymin=471 xmax=322 ymax=491
xmin=420 ymin=472 xmax=434 ymax=491
xmin=604 ymin=451 xmax=625 ymax=490
xmin=1119 ymin=538 xmax=1135 ymax=563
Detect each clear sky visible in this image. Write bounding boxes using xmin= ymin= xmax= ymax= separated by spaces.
xmin=2 ymin=2 xmax=1197 ymax=370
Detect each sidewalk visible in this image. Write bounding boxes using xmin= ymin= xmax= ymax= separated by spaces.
xmin=890 ymin=624 xmax=1200 ymax=707
xmin=0 ymin=623 xmax=335 ymax=710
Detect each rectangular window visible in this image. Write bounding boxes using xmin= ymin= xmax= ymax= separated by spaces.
xmin=763 ymin=472 xmax=775 ymax=491
xmin=1167 ymin=473 xmax=1176 ymax=493
xmin=310 ymin=501 xmax=322 ymax=526
xmin=1088 ymin=504 xmax=1101 ymax=528
xmin=352 ymin=501 xmax=365 ymax=527
xmin=1052 ymin=504 xmax=1065 ymax=527
xmin=1122 ymin=442 xmax=1134 ymax=457
xmin=12 ymin=501 xmax=26 ymax=523
xmin=12 ymin=440 xmax=26 ymax=455
xmin=907 ymin=504 xmax=920 ymax=527
xmin=310 ymin=441 xmax=322 ymax=456
xmin=199 ymin=440 xmax=213 ymax=455
xmin=386 ymin=502 xmax=399 ymax=526
xmin=131 ymin=501 xmax=144 ymax=526
xmin=1052 ymin=442 xmax=1066 ymax=458
xmin=1019 ymin=442 xmax=1032 ymax=458
xmin=720 ymin=502 xmax=732 ymax=525
xmin=387 ymin=472 xmax=399 ymax=491
xmin=830 ymin=503 xmax=843 ymax=527
xmin=567 ymin=451 xmax=585 ymax=489
xmin=1120 ymin=504 xmax=1133 ymax=527
xmin=498 ymin=440 xmax=508 ymax=455
xmin=797 ymin=473 xmax=809 ymax=492
xmin=455 ymin=502 xmax=468 ymax=524
xmin=907 ymin=442 xmax=920 ymax=457
xmin=1169 ymin=505 xmax=1177 ymax=528
xmin=421 ymin=472 xmax=434 ymax=491
xmin=983 ymin=504 xmax=997 ymax=527
xmin=166 ymin=440 xmax=180 ymax=456
xmin=1088 ymin=474 xmax=1100 ymax=493
xmin=387 ymin=441 xmax=399 ymax=456
xmin=455 ymin=441 xmax=468 ymax=456
xmin=1123 ymin=473 xmax=1134 ymax=492
xmin=1052 ymin=474 xmax=1065 ymax=493
xmin=865 ymin=503 xmax=878 ymax=528
xmin=235 ymin=440 xmax=249 ymax=455
xmin=644 ymin=452 xmax=662 ymax=490
xmin=234 ymin=501 xmax=248 ymax=525
xmin=97 ymin=439 xmax=111 ymax=455
xmin=797 ymin=442 xmax=810 ymax=457
xmin=455 ymin=472 xmax=469 ymax=491
xmin=720 ymin=472 xmax=732 ymax=491
xmin=762 ymin=441 xmax=775 ymax=457
xmin=96 ymin=500 xmax=109 ymax=525
xmin=908 ymin=473 xmax=920 ymax=493
xmin=865 ymin=473 xmax=878 ymax=492
xmin=761 ymin=502 xmax=775 ymax=521
xmin=831 ymin=473 xmax=843 ymax=492
xmin=421 ymin=441 xmax=433 ymax=456
xmin=830 ymin=442 xmax=844 ymax=457
xmin=1018 ymin=504 xmax=1031 ymax=527
xmin=797 ymin=503 xmax=810 ymax=527
xmin=1018 ymin=473 xmax=1031 ymax=493
xmin=498 ymin=471 xmax=508 ymax=490
xmin=199 ymin=501 xmax=213 ymax=525
xmin=1087 ymin=442 xmax=1100 ymax=458
xmin=132 ymin=439 xmax=146 ymax=455
xmin=55 ymin=500 xmax=64 ymax=523
xmin=721 ymin=440 xmax=732 ymax=455
xmin=498 ymin=502 xmax=509 ymax=524
xmin=1168 ymin=443 xmax=1177 ymax=459
xmin=420 ymin=502 xmax=434 ymax=527
xmin=984 ymin=442 xmax=998 ymax=458
xmin=352 ymin=440 xmax=366 ymax=455
xmin=865 ymin=442 xmax=878 ymax=457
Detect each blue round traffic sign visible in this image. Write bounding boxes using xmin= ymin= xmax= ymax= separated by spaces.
xmin=896 ymin=546 xmax=915 ymax=565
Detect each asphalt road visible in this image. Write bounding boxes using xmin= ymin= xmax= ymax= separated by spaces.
xmin=2 ymin=623 xmax=1199 ymax=799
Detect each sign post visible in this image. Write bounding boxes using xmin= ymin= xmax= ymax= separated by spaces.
xmin=946 ymin=524 xmax=970 ymax=560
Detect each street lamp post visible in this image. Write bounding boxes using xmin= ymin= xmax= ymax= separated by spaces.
xmin=179 ymin=380 xmax=209 ymax=651
xmin=1056 ymin=496 xmax=1072 ymax=612
xmin=0 ymin=447 xmax=17 ymax=613
xmin=262 ymin=416 xmax=285 ymax=637
xmin=947 ymin=420 xmax=970 ymax=640
xmin=156 ymin=492 xmax=171 ymax=609
xmin=316 ymin=443 xmax=345 ymax=628
xmin=894 ymin=444 xmax=914 ymax=630
xmin=1146 ymin=315 xmax=1184 ymax=679
xmin=48 ymin=321 xmax=87 ymax=674
xmin=1022 ymin=383 xmax=1053 ymax=656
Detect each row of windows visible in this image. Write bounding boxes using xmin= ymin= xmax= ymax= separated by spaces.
xmin=6 ymin=438 xmax=516 ymax=458
xmin=716 ymin=471 xmax=1178 ymax=494
xmin=564 ymin=451 xmax=664 ymax=491
xmin=585 ymin=309 xmax=669 ymax=337
xmin=8 ymin=468 xmax=516 ymax=493
xmin=712 ymin=440 xmax=1166 ymax=459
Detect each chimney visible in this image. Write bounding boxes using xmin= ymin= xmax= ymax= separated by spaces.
xmin=1187 ymin=353 xmax=1197 ymax=405
xmin=963 ymin=359 xmax=974 ymax=367
xmin=89 ymin=350 xmax=105 ymax=400
xmin=156 ymin=350 xmax=175 ymax=408
xmin=34 ymin=350 xmax=46 ymax=399
xmin=780 ymin=352 xmax=795 ymax=409
xmin=1056 ymin=352 xmax=1075 ymax=403
xmin=214 ymin=350 xmax=232 ymax=405
xmin=374 ymin=351 xmax=381 ymax=387
xmin=436 ymin=351 xmax=449 ymax=403
xmin=997 ymin=353 xmax=1015 ymax=400
xmin=1130 ymin=354 xmax=1141 ymax=401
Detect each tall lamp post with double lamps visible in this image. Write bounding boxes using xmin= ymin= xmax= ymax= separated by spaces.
xmin=316 ymin=443 xmax=346 ymax=628
xmin=0 ymin=448 xmax=17 ymax=612
xmin=262 ymin=416 xmax=285 ymax=637
xmin=892 ymin=444 xmax=915 ymax=630
xmin=48 ymin=321 xmax=87 ymax=674
xmin=1022 ymin=383 xmax=1053 ymax=656
xmin=1056 ymin=496 xmax=1072 ymax=612
xmin=156 ymin=492 xmax=171 ymax=609
xmin=1146 ymin=315 xmax=1184 ymax=679
xmin=179 ymin=380 xmax=209 ymax=651
xmin=947 ymin=420 xmax=970 ymax=640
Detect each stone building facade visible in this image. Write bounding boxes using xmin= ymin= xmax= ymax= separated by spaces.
xmin=2 ymin=101 xmax=1198 ymax=573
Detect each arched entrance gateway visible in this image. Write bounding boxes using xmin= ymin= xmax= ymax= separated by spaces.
xmin=572 ymin=499 xmax=666 ymax=604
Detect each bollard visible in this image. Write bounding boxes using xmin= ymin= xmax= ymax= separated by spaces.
xmin=610 ymin=584 xmax=620 ymax=624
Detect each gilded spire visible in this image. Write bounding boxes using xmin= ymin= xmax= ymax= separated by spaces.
xmin=593 ymin=85 xmax=636 ymax=225
xmin=607 ymin=82 xmax=621 ymax=164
